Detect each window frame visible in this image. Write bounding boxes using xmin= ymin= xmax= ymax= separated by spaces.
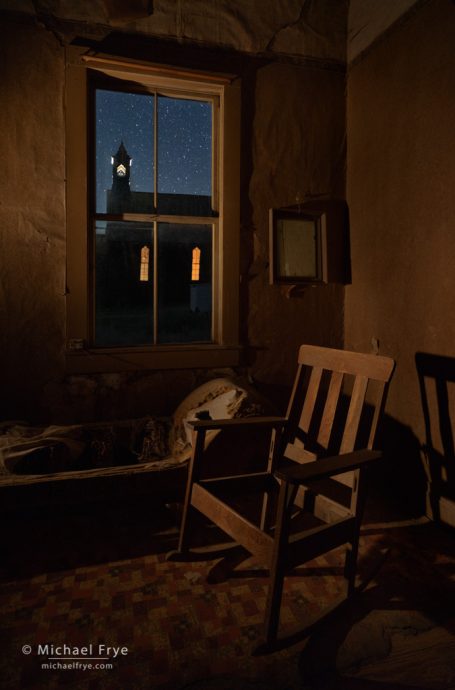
xmin=65 ymin=48 xmax=241 ymax=373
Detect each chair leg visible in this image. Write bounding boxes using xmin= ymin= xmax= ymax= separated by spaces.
xmin=165 ymin=487 xmax=194 ymax=561
xmin=344 ymin=536 xmax=359 ymax=597
xmin=263 ymin=480 xmax=295 ymax=647
xmin=166 ymin=428 xmax=206 ymax=562
xmin=344 ymin=468 xmax=365 ymax=595
xmin=263 ymin=556 xmax=286 ymax=646
xmin=177 ymin=491 xmax=193 ymax=553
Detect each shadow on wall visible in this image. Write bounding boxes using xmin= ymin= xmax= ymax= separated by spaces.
xmin=370 ymin=352 xmax=455 ymax=524
xmin=251 ymin=375 xmax=429 ymax=521
xmin=416 ymin=352 xmax=455 ymax=524
xmin=367 ymin=413 xmax=427 ymax=522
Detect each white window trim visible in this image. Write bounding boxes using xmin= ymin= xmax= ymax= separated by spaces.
xmin=65 ymin=48 xmax=240 ymax=372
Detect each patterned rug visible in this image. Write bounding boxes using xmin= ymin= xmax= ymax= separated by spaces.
xmin=0 ymin=548 xmax=343 ymax=688
xmin=0 ymin=501 xmax=454 ymax=690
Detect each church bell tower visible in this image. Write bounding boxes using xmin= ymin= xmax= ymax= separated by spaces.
xmin=108 ymin=141 xmax=132 ymax=213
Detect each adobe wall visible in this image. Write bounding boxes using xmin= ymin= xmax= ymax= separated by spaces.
xmin=0 ymin=14 xmax=346 ymax=423
xmin=345 ymin=0 xmax=455 ymax=516
xmin=0 ymin=21 xmax=67 ymax=422
xmin=244 ymin=61 xmax=345 ymax=393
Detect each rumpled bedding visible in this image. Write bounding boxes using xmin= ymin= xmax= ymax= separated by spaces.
xmin=0 ymin=417 xmax=172 ymax=476
xmin=0 ymin=377 xmax=271 ymax=478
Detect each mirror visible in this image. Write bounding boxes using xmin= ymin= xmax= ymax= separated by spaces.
xmin=269 ymin=209 xmax=323 ymax=284
xmin=269 ymin=200 xmax=350 ymax=286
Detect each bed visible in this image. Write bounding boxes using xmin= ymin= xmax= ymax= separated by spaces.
xmin=0 ymin=378 xmax=272 ymax=508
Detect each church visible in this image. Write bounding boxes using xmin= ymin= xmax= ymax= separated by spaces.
xmin=97 ymin=139 xmax=213 ymax=346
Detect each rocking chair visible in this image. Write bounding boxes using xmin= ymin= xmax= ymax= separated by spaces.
xmin=168 ymin=345 xmax=395 ymax=650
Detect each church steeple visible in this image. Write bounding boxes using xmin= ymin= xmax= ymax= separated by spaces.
xmin=112 ymin=141 xmax=131 ymax=183
xmin=108 ymin=141 xmax=132 ymax=213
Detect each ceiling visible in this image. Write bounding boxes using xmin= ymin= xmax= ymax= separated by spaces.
xmin=348 ymin=0 xmax=420 ymax=62
xmin=0 ymin=0 xmax=421 ymax=64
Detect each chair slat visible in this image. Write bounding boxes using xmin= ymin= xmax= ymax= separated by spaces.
xmin=287 ymin=516 xmax=356 ymax=569
xmin=299 ymin=345 xmax=394 ymax=382
xmin=340 ymin=375 xmax=369 ymax=453
xmin=317 ymin=370 xmax=344 ymax=450
xmin=367 ymin=380 xmax=387 ymax=449
xmin=298 ymin=366 xmax=323 ymax=434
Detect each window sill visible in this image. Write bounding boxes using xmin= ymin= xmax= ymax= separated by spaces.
xmin=65 ymin=344 xmax=241 ymax=374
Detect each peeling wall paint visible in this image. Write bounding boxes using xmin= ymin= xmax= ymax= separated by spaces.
xmin=0 ymin=0 xmax=348 ymax=63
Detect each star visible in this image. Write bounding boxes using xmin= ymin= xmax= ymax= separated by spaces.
xmin=95 ymin=88 xmax=212 ymax=210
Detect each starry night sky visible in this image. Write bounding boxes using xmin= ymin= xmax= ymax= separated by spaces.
xmin=96 ymin=89 xmax=212 ymax=213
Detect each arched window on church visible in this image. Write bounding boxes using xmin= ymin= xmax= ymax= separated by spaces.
xmin=140 ymin=246 xmax=150 ymax=282
xmin=191 ymin=246 xmax=201 ymax=282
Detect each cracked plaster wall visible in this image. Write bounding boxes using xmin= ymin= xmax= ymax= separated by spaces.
xmin=0 ymin=0 xmax=347 ymax=63
xmin=0 ymin=5 xmax=346 ymax=423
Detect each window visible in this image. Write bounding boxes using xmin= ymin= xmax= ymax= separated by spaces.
xmin=65 ymin=49 xmax=240 ymax=372
xmin=93 ymin=87 xmax=213 ymax=347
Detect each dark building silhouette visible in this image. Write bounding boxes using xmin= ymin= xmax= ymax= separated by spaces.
xmin=107 ymin=141 xmax=132 ymax=213
xmin=105 ymin=141 xmax=212 ymax=217
xmin=96 ymin=143 xmax=213 ymax=346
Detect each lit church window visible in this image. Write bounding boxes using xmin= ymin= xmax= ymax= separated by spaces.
xmin=140 ymin=246 xmax=150 ymax=281
xmin=191 ymin=246 xmax=201 ymax=281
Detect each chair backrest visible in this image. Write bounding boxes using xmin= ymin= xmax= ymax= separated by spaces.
xmin=284 ymin=345 xmax=395 ymax=476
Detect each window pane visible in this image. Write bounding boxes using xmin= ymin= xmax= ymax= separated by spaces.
xmin=94 ymin=221 xmax=154 ymax=346
xmin=157 ymin=223 xmax=212 ymax=343
xmin=95 ymin=90 xmax=154 ymax=214
xmin=157 ymin=96 xmax=212 ymax=216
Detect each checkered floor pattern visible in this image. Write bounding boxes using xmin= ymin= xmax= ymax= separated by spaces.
xmin=0 ymin=501 xmax=454 ymax=690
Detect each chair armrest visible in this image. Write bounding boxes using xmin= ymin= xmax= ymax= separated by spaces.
xmin=274 ymin=449 xmax=382 ymax=485
xmin=188 ymin=416 xmax=288 ymax=431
